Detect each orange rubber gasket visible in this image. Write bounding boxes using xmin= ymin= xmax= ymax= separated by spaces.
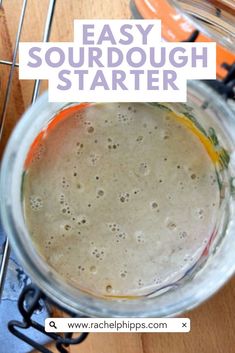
xmin=24 ymin=103 xmax=91 ymax=170
xmin=134 ymin=0 xmax=235 ymax=79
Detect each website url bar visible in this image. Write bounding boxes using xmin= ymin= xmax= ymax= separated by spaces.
xmin=45 ymin=318 xmax=190 ymax=333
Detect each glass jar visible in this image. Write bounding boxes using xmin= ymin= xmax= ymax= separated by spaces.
xmin=130 ymin=0 xmax=235 ymax=80
xmin=1 ymin=80 xmax=235 ymax=317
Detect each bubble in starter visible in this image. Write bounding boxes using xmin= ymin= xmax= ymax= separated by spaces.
xmin=154 ymin=277 xmax=162 ymax=285
xmin=133 ymin=189 xmax=140 ymax=195
xmin=60 ymin=201 xmax=73 ymax=215
xmin=29 ymin=195 xmax=43 ymax=211
xmin=61 ymin=177 xmax=70 ymax=189
xmin=76 ymin=181 xmax=83 ymax=190
xmin=76 ymin=142 xmax=84 ymax=155
xmin=179 ymin=231 xmax=188 ymax=239
xmin=166 ymin=220 xmax=177 ymax=231
xmin=96 ymin=189 xmax=105 ymax=198
xmin=115 ymin=232 xmax=127 ymax=242
xmin=106 ymin=285 xmax=112 ymax=293
xmin=137 ymin=162 xmax=149 ymax=176
xmin=196 ymin=208 xmax=204 ymax=219
xmin=107 ymin=137 xmax=120 ymax=150
xmin=108 ymin=223 xmax=120 ymax=232
xmin=135 ymin=231 xmax=145 ymax=244
xmin=78 ymin=265 xmax=85 ymax=273
xmin=88 ymin=153 xmax=99 ymax=166
xmin=120 ymin=270 xmax=128 ymax=278
xmin=117 ymin=111 xmax=133 ymax=123
xmin=77 ymin=215 xmax=88 ymax=225
xmin=91 ymin=248 xmax=105 ymax=261
xmin=161 ymin=130 xmax=170 ymax=140
xmin=87 ymin=126 xmax=94 ymax=133
xmin=64 ymin=224 xmax=71 ymax=231
xmin=31 ymin=143 xmax=46 ymax=162
xmin=136 ymin=136 xmax=143 ymax=143
xmin=119 ymin=192 xmax=130 ymax=203
xmin=59 ymin=193 xmax=65 ymax=205
xmin=151 ymin=201 xmax=158 ymax=209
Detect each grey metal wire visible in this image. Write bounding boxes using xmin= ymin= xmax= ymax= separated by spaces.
xmin=0 ymin=238 xmax=10 ymax=299
xmin=0 ymin=60 xmax=19 ymax=67
xmin=31 ymin=0 xmax=57 ymax=104
xmin=0 ymin=0 xmax=57 ymax=300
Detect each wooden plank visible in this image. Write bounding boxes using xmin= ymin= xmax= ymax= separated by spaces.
xmin=0 ymin=4 xmax=25 ymax=157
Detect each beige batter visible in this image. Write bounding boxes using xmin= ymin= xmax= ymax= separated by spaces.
xmin=23 ymin=103 xmax=220 ymax=297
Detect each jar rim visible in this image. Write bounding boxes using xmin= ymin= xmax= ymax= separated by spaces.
xmin=1 ymin=80 xmax=235 ymax=317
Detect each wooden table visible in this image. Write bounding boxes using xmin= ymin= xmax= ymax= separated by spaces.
xmin=0 ymin=1 xmax=234 ymax=352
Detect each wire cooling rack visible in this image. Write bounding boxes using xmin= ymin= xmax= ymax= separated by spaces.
xmin=0 ymin=0 xmax=57 ymax=300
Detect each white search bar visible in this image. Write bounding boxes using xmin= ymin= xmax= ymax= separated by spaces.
xmin=45 ymin=318 xmax=190 ymax=333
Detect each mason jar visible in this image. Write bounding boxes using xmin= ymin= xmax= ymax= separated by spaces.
xmin=1 ymin=79 xmax=235 ymax=317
